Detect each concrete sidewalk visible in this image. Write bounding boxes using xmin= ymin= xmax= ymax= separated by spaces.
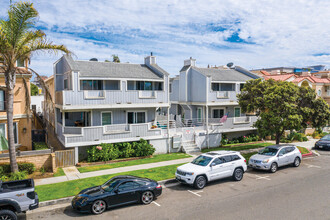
xmin=34 ymin=157 xmax=195 ymax=186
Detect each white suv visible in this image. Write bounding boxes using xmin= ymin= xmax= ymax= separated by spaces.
xmin=175 ymin=151 xmax=247 ymax=189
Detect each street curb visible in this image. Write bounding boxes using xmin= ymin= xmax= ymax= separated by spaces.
xmin=302 ymin=149 xmax=313 ymax=157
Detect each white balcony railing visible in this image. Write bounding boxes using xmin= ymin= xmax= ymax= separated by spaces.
xmin=138 ymin=91 xmax=157 ymax=99
xmin=83 ymin=90 xmax=105 ymax=99
xmin=216 ymin=91 xmax=229 ymax=98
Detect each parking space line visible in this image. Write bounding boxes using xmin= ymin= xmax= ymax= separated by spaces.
xmin=188 ymin=190 xmax=203 ymax=197
xmin=304 ymin=163 xmax=321 ymax=168
xmin=255 ymin=175 xmax=271 ymax=180
xmin=152 ymin=201 xmax=161 ymax=207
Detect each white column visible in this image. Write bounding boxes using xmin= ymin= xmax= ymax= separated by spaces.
xmin=206 ymin=105 xmax=209 ymax=149
xmin=167 ymin=107 xmax=170 ymax=153
xmin=74 ymin=147 xmax=79 ymax=165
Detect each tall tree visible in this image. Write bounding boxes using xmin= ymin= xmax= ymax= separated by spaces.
xmin=0 ymin=2 xmax=69 ymax=172
xmin=238 ymin=79 xmax=330 ymax=144
xmin=30 ymin=82 xmax=38 ymax=96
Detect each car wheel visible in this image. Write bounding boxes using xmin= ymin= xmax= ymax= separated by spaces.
xmin=0 ymin=210 xmax=17 ymax=220
xmin=293 ymin=157 xmax=300 ymax=167
xmin=91 ymin=200 xmax=106 ymax=215
xmin=270 ymin=162 xmax=278 ymax=173
xmin=141 ymin=191 xmax=154 ymax=205
xmin=232 ymin=168 xmax=244 ymax=181
xmin=194 ymin=175 xmax=207 ymax=189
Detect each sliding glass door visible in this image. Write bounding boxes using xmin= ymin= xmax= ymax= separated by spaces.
xmin=127 ymin=112 xmax=146 ymax=124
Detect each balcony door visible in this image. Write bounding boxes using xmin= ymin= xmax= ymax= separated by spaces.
xmin=213 ymin=108 xmax=225 ymax=118
xmin=127 ymin=112 xmax=146 ymax=124
xmin=197 ymin=107 xmax=203 ymax=123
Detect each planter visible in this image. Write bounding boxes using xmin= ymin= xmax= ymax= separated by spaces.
xmin=77 ymin=155 xmax=152 ymax=167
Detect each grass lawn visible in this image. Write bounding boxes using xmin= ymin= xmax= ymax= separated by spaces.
xmin=297 ymin=146 xmax=310 ymax=154
xmin=78 ymin=153 xmax=191 ymax=173
xmin=36 ymin=163 xmax=184 ymax=202
xmin=53 ymin=168 xmax=65 ymax=177
xmin=202 ymin=142 xmax=273 ymax=153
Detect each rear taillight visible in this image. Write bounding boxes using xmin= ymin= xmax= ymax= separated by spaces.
xmin=156 ymin=184 xmax=162 ymax=189
xmin=27 ymin=192 xmax=36 ymax=199
xmin=244 ymin=160 xmax=246 ymax=163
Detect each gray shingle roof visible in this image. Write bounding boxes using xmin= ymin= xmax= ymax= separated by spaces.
xmin=64 ymin=55 xmax=164 ymax=79
xmin=192 ymin=66 xmax=258 ymax=81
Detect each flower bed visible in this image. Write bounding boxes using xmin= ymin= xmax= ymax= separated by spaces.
xmin=221 ymin=133 xmax=261 ymax=146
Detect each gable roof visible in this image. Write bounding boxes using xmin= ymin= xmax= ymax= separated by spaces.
xmin=292 ymin=76 xmax=330 ymax=83
xmin=191 ymin=66 xmax=259 ymax=81
xmin=264 ymin=74 xmax=296 ymax=81
xmin=64 ymin=55 xmax=165 ymax=80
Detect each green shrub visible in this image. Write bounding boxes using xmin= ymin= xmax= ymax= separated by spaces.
xmin=33 ymin=142 xmax=48 ymax=150
xmin=9 ymin=171 xmax=27 ymax=181
xmin=302 ymin=136 xmax=308 ymax=141
xmin=39 ymin=167 xmax=46 ymax=174
xmin=0 ymin=163 xmax=35 ymax=176
xmin=86 ymin=139 xmax=155 ymax=162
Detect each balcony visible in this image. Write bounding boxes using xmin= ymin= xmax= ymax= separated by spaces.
xmin=208 ymin=91 xmax=238 ymax=102
xmin=56 ymin=122 xmax=163 ymax=147
xmin=55 ymin=90 xmax=167 ymax=107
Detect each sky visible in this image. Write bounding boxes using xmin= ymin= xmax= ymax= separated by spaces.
xmin=1 ymin=0 xmax=330 ymax=76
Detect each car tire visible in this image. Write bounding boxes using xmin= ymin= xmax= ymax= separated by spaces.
xmin=293 ymin=157 xmax=300 ymax=167
xmin=194 ymin=175 xmax=207 ymax=189
xmin=232 ymin=168 xmax=244 ymax=181
xmin=141 ymin=191 xmax=154 ymax=205
xmin=269 ymin=162 xmax=278 ymax=173
xmin=91 ymin=200 xmax=107 ymax=215
xmin=0 ymin=210 xmax=17 ymax=220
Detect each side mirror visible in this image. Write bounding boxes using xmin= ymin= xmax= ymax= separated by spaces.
xmin=210 ymin=162 xmax=216 ymax=167
xmin=278 ymin=153 xmax=283 ymax=157
xmin=113 ymin=189 xmax=118 ymax=193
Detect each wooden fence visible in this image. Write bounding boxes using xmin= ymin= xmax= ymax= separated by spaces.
xmin=55 ymin=149 xmax=75 ymax=167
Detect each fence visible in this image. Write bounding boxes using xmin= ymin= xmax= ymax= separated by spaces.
xmin=55 ymin=149 xmax=75 ymax=167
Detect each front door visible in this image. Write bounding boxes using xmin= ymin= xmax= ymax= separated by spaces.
xmin=277 ymin=148 xmax=289 ymax=166
xmin=209 ymin=158 xmax=225 ymax=181
xmin=197 ymin=107 xmax=203 ymax=123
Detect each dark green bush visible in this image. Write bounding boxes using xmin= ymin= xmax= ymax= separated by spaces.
xmin=0 ymin=162 xmax=35 ymax=176
xmin=9 ymin=171 xmax=28 ymax=181
xmin=33 ymin=142 xmax=48 ymax=150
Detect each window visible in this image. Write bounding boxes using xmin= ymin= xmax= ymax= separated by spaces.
xmin=285 ymin=147 xmax=295 ymax=153
xmin=211 ymin=83 xmax=235 ymax=91
xmin=117 ymin=182 xmax=140 ymax=192
xmin=231 ymin=155 xmax=240 ymax=161
xmin=213 ymin=109 xmax=225 ymax=118
xmin=16 ymin=59 xmax=25 ymax=67
xmin=278 ymin=148 xmax=286 ymax=156
xmin=221 ymin=156 xmax=232 ymax=163
xmin=212 ymin=158 xmax=222 ymax=166
xmin=104 ymin=80 xmax=120 ymax=90
xmin=240 ymin=83 xmax=245 ymax=91
xmin=0 ymin=90 xmax=5 ymax=111
xmin=64 ymin=79 xmax=68 ymax=90
xmin=0 ymin=123 xmax=18 ymax=144
xmin=80 ymin=80 xmax=103 ymax=90
xmin=102 ymin=112 xmax=112 ymax=125
xmin=234 ymin=107 xmax=241 ymax=117
xmin=169 ymin=83 xmax=172 ymax=93
xmin=127 ymin=112 xmax=146 ymax=124
xmin=127 ymin=81 xmax=163 ymax=91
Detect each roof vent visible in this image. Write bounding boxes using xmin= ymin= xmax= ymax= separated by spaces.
xmin=227 ymin=62 xmax=234 ymax=68
xmin=89 ymin=58 xmax=98 ymax=61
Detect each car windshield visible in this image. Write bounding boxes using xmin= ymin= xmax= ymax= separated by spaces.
xmin=320 ymin=135 xmax=330 ymax=141
xmin=258 ymin=147 xmax=278 ymax=156
xmin=101 ymin=178 xmax=120 ymax=192
xmin=191 ymin=155 xmax=213 ymax=166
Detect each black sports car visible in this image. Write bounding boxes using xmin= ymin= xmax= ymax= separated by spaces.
xmin=71 ymin=175 xmax=162 ymax=215
xmin=315 ymin=134 xmax=330 ymax=150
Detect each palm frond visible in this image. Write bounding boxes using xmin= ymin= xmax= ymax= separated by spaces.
xmin=20 ymin=39 xmax=71 ymax=58
xmin=29 ymin=68 xmax=53 ymax=103
xmin=21 ymin=75 xmax=31 ymax=121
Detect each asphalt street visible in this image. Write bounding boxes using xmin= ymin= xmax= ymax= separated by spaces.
xmin=23 ymin=150 xmax=330 ymax=220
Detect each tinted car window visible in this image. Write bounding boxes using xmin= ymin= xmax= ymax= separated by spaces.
xmin=221 ymin=156 xmax=232 ymax=163
xmin=212 ymin=158 xmax=222 ymax=165
xmin=231 ymin=155 xmax=240 ymax=161
xmin=118 ymin=182 xmax=140 ymax=192
xmin=286 ymin=147 xmax=295 ymax=153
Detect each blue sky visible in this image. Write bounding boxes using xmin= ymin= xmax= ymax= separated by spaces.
xmin=1 ymin=0 xmax=330 ymax=76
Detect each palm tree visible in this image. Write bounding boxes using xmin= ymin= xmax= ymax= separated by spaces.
xmin=0 ymin=2 xmax=70 ymax=172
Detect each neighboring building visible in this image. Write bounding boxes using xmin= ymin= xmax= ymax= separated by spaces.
xmin=251 ymin=65 xmax=327 ymax=75
xmin=169 ymin=58 xmax=260 ymax=152
xmin=51 ymin=55 xmax=171 ymax=163
xmin=0 ymin=59 xmax=32 ymax=151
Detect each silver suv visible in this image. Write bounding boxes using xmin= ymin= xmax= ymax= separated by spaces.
xmin=249 ymin=144 xmax=302 ymax=173
xmin=176 ymin=151 xmax=247 ymax=189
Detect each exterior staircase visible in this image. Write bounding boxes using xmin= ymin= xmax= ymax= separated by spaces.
xmin=182 ymin=141 xmax=200 ymax=153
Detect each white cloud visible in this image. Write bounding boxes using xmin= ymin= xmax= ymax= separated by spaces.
xmin=2 ymin=0 xmax=330 ymax=75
